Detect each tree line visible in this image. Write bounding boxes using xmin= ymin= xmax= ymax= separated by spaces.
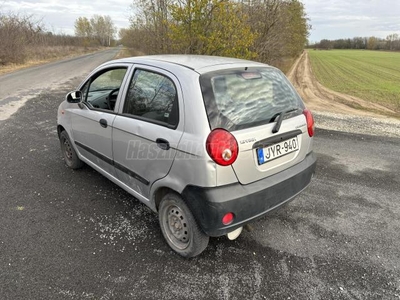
xmin=310 ymin=34 xmax=400 ymax=51
xmin=120 ymin=0 xmax=310 ymax=71
xmin=0 ymin=12 xmax=85 ymax=65
xmin=0 ymin=9 xmax=117 ymax=66
xmin=74 ymin=15 xmax=116 ymax=47
xmin=2 ymin=1 xmax=309 ymax=71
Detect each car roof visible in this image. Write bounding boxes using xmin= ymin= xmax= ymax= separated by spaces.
xmin=109 ymin=55 xmax=269 ymax=74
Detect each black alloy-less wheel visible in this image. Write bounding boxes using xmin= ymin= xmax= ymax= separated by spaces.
xmin=159 ymin=193 xmax=209 ymax=258
xmin=59 ymin=130 xmax=84 ymax=169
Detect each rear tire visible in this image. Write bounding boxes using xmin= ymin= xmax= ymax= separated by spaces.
xmin=59 ymin=130 xmax=83 ymax=169
xmin=159 ymin=193 xmax=209 ymax=258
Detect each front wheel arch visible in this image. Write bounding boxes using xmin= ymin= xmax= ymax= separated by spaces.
xmin=57 ymin=125 xmax=66 ymax=139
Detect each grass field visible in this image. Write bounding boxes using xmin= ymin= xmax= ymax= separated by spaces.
xmin=308 ymin=49 xmax=400 ymax=113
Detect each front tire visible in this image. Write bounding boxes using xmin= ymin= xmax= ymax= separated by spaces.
xmin=59 ymin=130 xmax=83 ymax=169
xmin=159 ymin=193 xmax=209 ymax=258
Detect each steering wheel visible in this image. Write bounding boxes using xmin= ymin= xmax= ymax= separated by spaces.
xmin=105 ymin=88 xmax=120 ymax=110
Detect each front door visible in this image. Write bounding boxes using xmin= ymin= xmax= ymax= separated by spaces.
xmin=71 ymin=66 xmax=129 ymax=176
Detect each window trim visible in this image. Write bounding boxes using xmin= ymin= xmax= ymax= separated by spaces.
xmin=119 ymin=113 xmax=178 ymax=130
xmin=121 ymin=67 xmax=180 ymax=130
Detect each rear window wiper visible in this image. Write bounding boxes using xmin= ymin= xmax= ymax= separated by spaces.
xmin=272 ymin=108 xmax=299 ymax=133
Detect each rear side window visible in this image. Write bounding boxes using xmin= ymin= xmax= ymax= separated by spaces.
xmin=123 ymin=69 xmax=179 ymax=127
xmin=200 ymin=67 xmax=304 ymax=131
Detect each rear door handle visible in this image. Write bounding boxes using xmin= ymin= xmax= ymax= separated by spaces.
xmin=99 ymin=119 xmax=108 ymax=128
xmin=156 ymin=138 xmax=170 ymax=150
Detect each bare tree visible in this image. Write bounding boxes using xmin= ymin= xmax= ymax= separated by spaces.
xmin=88 ymin=15 xmax=116 ymax=46
xmin=0 ymin=10 xmax=96 ymax=66
xmin=0 ymin=13 xmax=44 ymax=64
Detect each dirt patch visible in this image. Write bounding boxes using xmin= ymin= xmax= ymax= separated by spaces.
xmin=287 ymin=51 xmax=398 ymax=119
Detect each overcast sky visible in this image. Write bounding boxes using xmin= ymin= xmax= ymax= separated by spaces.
xmin=303 ymin=0 xmax=400 ymax=42
xmin=2 ymin=0 xmax=400 ymax=42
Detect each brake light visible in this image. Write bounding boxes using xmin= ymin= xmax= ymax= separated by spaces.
xmin=303 ymin=109 xmax=315 ymax=137
xmin=206 ymin=129 xmax=238 ymax=166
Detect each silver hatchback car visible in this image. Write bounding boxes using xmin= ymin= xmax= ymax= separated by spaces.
xmin=57 ymin=55 xmax=316 ymax=257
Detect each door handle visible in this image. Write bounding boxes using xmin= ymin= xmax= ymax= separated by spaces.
xmin=156 ymin=138 xmax=170 ymax=150
xmin=99 ymin=119 xmax=108 ymax=128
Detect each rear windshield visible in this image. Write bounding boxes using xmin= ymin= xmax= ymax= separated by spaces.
xmin=200 ymin=67 xmax=304 ymax=131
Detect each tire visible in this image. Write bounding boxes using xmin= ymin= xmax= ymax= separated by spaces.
xmin=59 ymin=130 xmax=84 ymax=169
xmin=159 ymin=193 xmax=209 ymax=258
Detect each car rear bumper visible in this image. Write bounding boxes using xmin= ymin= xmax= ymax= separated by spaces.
xmin=182 ymin=152 xmax=317 ymax=237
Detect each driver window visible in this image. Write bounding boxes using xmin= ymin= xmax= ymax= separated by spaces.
xmin=82 ymin=68 xmax=127 ymax=111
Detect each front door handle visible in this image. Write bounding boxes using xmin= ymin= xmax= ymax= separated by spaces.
xmin=156 ymin=138 xmax=170 ymax=150
xmin=99 ymin=119 xmax=108 ymax=128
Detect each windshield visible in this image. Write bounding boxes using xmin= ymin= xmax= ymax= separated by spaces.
xmin=200 ymin=67 xmax=304 ymax=131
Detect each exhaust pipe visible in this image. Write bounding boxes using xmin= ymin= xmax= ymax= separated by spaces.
xmin=227 ymin=226 xmax=243 ymax=240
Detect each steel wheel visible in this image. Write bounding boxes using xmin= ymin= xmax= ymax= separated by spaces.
xmin=63 ymin=137 xmax=73 ymax=161
xmin=59 ymin=131 xmax=83 ymax=169
xmin=163 ymin=204 xmax=190 ymax=250
xmin=159 ymin=193 xmax=209 ymax=257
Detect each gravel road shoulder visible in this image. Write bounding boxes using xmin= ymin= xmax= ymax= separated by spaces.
xmin=314 ymin=111 xmax=400 ymax=138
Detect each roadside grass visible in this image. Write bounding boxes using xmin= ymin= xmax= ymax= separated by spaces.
xmin=308 ymin=49 xmax=400 ymax=113
xmin=279 ymin=56 xmax=297 ymax=74
xmin=0 ymin=46 xmax=105 ymax=75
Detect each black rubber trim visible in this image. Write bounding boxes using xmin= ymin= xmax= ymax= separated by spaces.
xmin=253 ymin=129 xmax=302 ymax=149
xmin=81 ymin=102 xmax=119 ymax=114
xmin=182 ymin=151 xmax=316 ymax=237
xmin=119 ymin=113 xmax=177 ymax=130
xmin=113 ymin=161 xmax=150 ymax=185
xmin=75 ymin=141 xmax=113 ymax=165
xmin=75 ymin=141 xmax=150 ymax=186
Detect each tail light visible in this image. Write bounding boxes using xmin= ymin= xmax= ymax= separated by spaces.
xmin=303 ymin=109 xmax=315 ymax=137
xmin=206 ymin=129 xmax=238 ymax=166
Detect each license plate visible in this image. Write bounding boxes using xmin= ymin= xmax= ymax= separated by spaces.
xmin=257 ymin=137 xmax=299 ymax=165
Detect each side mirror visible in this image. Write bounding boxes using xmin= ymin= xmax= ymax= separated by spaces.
xmin=66 ymin=90 xmax=82 ymax=103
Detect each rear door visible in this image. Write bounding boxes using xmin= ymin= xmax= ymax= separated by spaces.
xmin=200 ymin=67 xmax=311 ymax=185
xmin=112 ymin=66 xmax=184 ymax=199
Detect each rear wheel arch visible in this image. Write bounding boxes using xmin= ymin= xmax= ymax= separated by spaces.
xmin=154 ymin=187 xmax=180 ymax=212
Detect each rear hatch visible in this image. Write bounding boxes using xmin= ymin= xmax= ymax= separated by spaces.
xmin=200 ymin=67 xmax=311 ymax=185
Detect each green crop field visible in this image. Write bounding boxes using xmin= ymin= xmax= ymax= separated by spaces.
xmin=308 ymin=49 xmax=400 ymax=113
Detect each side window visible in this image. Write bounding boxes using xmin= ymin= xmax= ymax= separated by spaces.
xmin=123 ymin=69 xmax=179 ymax=127
xmin=81 ymin=68 xmax=127 ymax=111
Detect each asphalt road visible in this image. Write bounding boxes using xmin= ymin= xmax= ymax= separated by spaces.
xmin=1 ymin=54 xmax=400 ymax=299
xmin=0 ymin=48 xmax=120 ymax=120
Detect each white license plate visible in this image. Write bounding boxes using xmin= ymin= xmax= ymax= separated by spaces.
xmin=257 ymin=137 xmax=299 ymax=165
